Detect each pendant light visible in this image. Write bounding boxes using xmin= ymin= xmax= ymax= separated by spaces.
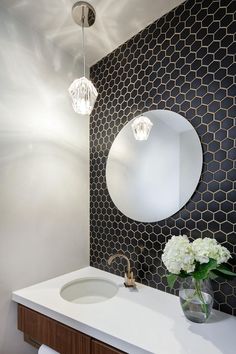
xmin=69 ymin=2 xmax=98 ymax=115
xmin=131 ymin=115 xmax=153 ymax=141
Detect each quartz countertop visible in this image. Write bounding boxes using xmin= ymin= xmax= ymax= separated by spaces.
xmin=12 ymin=266 xmax=236 ymax=354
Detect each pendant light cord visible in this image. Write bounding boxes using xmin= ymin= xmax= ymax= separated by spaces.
xmin=82 ymin=10 xmax=86 ymax=77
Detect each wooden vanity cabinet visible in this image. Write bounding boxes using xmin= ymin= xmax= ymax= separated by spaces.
xmin=18 ymin=305 xmax=126 ymax=354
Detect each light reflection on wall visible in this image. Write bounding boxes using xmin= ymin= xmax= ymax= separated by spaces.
xmin=0 ymin=9 xmax=89 ymax=354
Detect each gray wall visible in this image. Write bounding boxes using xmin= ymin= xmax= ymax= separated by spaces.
xmin=0 ymin=9 xmax=89 ymax=354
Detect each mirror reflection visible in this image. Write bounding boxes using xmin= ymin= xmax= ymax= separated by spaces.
xmin=106 ymin=110 xmax=203 ymax=222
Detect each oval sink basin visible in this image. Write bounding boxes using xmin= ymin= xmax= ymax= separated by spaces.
xmin=60 ymin=277 xmax=118 ymax=304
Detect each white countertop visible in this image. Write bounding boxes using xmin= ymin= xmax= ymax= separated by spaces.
xmin=12 ymin=266 xmax=236 ymax=354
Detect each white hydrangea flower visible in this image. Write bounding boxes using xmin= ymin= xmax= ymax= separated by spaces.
xmin=162 ymin=235 xmax=195 ymax=275
xmin=192 ymin=237 xmax=231 ymax=265
xmin=216 ymin=244 xmax=231 ymax=264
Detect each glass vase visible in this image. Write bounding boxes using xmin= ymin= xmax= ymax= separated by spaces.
xmin=179 ymin=277 xmax=213 ymax=323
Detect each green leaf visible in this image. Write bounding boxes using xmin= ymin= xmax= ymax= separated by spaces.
xmin=208 ymin=270 xmax=218 ymax=280
xmin=193 ymin=258 xmax=218 ymax=280
xmin=167 ymin=273 xmax=178 ymax=289
xmin=211 ymin=269 xmax=232 ymax=280
xmin=217 ymin=264 xmax=236 ymax=277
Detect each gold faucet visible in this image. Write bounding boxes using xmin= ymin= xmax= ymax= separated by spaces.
xmin=108 ymin=253 xmax=136 ymax=287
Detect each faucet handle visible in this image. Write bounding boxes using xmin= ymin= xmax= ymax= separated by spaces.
xmin=124 ymin=271 xmax=136 ymax=288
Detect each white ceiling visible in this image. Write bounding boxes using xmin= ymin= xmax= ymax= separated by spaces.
xmin=1 ymin=0 xmax=184 ymax=67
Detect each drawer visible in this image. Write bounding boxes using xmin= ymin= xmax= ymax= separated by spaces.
xmin=18 ymin=305 xmax=55 ymax=348
xmin=92 ymin=339 xmax=127 ymax=354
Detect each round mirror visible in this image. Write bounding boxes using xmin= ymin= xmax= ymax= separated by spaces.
xmin=106 ymin=110 xmax=203 ymax=222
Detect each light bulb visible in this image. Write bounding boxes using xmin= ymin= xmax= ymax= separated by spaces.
xmin=69 ymin=76 xmax=98 ymax=115
xmin=131 ymin=115 xmax=153 ymax=141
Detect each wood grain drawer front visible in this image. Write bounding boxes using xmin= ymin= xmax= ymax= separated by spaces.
xmin=18 ymin=305 xmax=90 ymax=354
xmin=92 ymin=339 xmax=127 ymax=354
xmin=18 ymin=305 xmax=55 ymax=348
xmin=72 ymin=331 xmax=91 ymax=354
xmin=54 ymin=323 xmax=72 ymax=354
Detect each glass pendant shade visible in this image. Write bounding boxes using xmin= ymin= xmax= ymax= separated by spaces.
xmin=131 ymin=115 xmax=153 ymax=141
xmin=69 ymin=2 xmax=97 ymax=115
xmin=69 ymin=76 xmax=98 ymax=115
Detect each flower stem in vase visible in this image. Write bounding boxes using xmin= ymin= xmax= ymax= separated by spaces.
xmin=194 ymin=279 xmax=208 ymax=316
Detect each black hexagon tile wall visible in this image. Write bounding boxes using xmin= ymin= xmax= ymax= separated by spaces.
xmin=90 ymin=0 xmax=236 ymax=315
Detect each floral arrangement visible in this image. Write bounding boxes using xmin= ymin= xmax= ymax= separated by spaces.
xmin=162 ymin=235 xmax=235 ymax=288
